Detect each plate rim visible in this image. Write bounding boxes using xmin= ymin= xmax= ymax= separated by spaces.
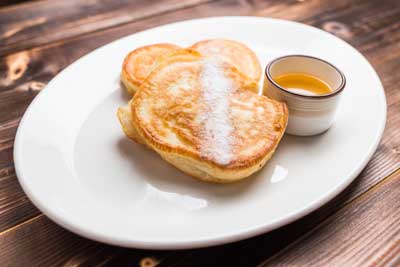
xmin=13 ymin=16 xmax=387 ymax=249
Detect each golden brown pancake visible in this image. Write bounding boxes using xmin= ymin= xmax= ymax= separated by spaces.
xmin=117 ymin=100 xmax=146 ymax=145
xmin=121 ymin=40 xmax=262 ymax=95
xmin=121 ymin=43 xmax=180 ymax=95
xmin=119 ymin=49 xmax=288 ymax=183
xmin=190 ymin=39 xmax=262 ymax=86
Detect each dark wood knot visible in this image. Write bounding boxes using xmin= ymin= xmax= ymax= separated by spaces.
xmin=322 ymin=21 xmax=352 ymax=40
xmin=14 ymin=81 xmax=45 ymax=95
xmin=29 ymin=81 xmax=45 ymax=91
xmin=140 ymin=257 xmax=159 ymax=267
xmin=0 ymin=51 xmax=30 ymax=87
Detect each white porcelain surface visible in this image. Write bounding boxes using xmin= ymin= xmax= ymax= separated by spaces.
xmin=264 ymin=55 xmax=345 ymax=136
xmin=14 ymin=17 xmax=386 ymax=249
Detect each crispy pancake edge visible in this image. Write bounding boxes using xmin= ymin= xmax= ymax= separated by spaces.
xmin=190 ymin=39 xmax=262 ymax=82
xmin=121 ymin=43 xmax=180 ymax=95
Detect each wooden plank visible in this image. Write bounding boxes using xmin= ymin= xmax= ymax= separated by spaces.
xmin=100 ymin=251 xmax=170 ymax=267
xmin=0 ymin=168 xmax=40 ymax=232
xmin=0 ymin=214 xmax=124 ymax=267
xmin=0 ymin=212 xmax=169 ymax=267
xmin=251 ymin=0 xmax=353 ymax=23
xmin=259 ymin=169 xmax=400 ymax=267
xmin=0 ymin=141 xmax=13 ymax=170
xmin=0 ymin=0 xmax=398 ymax=266
xmin=0 ymin=0 xmax=32 ymax=8
xmin=0 ymin=0 xmax=214 ymax=56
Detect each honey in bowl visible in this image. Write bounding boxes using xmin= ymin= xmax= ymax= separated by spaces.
xmin=273 ymin=72 xmax=332 ymax=96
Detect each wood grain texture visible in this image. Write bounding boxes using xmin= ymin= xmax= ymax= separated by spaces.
xmin=259 ymin=169 xmax=400 ymax=267
xmin=0 ymin=214 xmax=123 ymax=267
xmin=0 ymin=212 xmax=170 ymax=267
xmin=0 ymin=0 xmax=214 ymax=56
xmin=0 ymin=167 xmax=40 ymax=232
xmin=0 ymin=0 xmax=35 ymax=8
xmin=0 ymin=0 xmax=399 ymax=266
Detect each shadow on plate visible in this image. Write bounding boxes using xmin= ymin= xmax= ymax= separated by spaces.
xmin=116 ymin=137 xmax=265 ymax=200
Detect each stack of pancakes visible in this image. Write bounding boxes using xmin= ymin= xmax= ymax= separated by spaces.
xmin=117 ymin=39 xmax=288 ymax=183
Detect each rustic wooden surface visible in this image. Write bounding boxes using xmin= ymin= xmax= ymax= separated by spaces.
xmin=0 ymin=0 xmax=399 ymax=266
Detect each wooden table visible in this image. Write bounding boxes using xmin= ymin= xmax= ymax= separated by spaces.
xmin=0 ymin=0 xmax=399 ymax=266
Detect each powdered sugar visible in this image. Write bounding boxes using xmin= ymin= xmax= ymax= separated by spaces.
xmin=199 ymin=59 xmax=234 ymax=165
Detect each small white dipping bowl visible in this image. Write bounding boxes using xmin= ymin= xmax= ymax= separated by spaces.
xmin=263 ymin=55 xmax=346 ymax=136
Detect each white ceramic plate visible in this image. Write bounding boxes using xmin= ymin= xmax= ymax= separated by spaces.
xmin=14 ymin=17 xmax=386 ymax=249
